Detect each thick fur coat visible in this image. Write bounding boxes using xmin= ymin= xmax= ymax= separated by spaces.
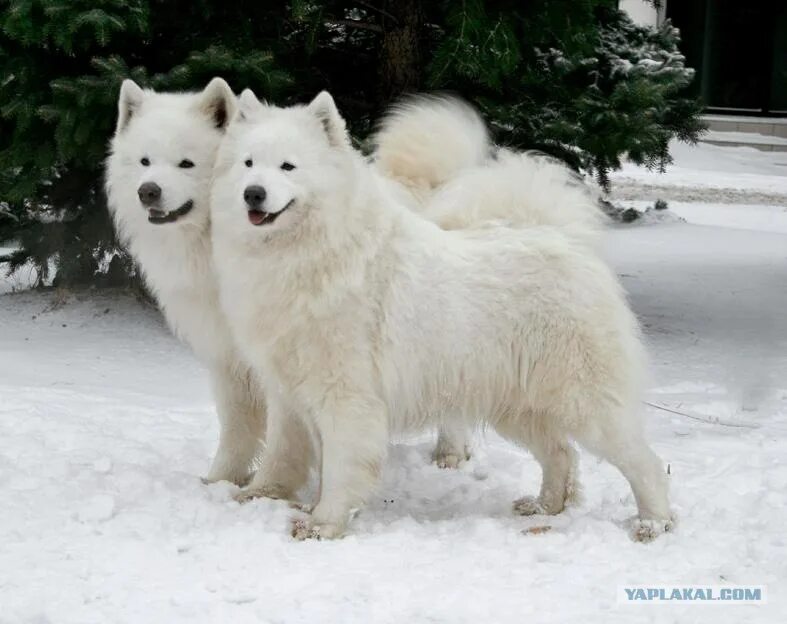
xmin=372 ymin=96 xmax=603 ymax=246
xmin=210 ymin=91 xmax=672 ymax=541
xmin=372 ymin=96 xmax=605 ymax=464
xmin=105 ymin=79 xmax=266 ymax=485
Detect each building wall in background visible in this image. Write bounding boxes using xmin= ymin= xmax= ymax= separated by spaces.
xmin=619 ymin=0 xmax=659 ymax=26
xmin=666 ymin=1 xmax=787 ymax=115
xmin=620 ymin=1 xmax=787 ymax=116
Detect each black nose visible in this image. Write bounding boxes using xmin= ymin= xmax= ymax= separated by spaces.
xmin=137 ymin=182 xmax=162 ymax=206
xmin=244 ymin=185 xmax=267 ymax=209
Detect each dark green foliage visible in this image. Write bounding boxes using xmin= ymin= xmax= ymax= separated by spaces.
xmin=0 ymin=1 xmax=293 ymax=287
xmin=429 ymin=2 xmax=705 ymax=188
xmin=0 ymin=0 xmax=704 ymax=288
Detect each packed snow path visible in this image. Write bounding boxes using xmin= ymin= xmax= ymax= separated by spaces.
xmin=1 ymin=210 xmax=785 ymax=622
xmin=609 ymin=139 xmax=787 ymax=205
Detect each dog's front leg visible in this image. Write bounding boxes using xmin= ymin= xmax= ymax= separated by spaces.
xmin=433 ymin=421 xmax=472 ymax=469
xmin=204 ymin=362 xmax=266 ymax=486
xmin=292 ymin=391 xmax=388 ymax=540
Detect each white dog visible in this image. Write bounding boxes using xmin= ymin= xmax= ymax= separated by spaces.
xmin=105 ymin=78 xmax=266 ymax=485
xmin=210 ymin=90 xmax=673 ymax=542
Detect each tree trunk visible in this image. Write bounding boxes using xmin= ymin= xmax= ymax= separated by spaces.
xmin=378 ymin=0 xmax=423 ymax=102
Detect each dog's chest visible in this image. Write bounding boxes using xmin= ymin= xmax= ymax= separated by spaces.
xmin=134 ymin=233 xmax=231 ymax=361
xmin=161 ymin=287 xmax=230 ymax=360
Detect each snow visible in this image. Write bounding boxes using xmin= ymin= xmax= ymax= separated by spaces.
xmin=627 ymin=200 xmax=787 ymax=234
xmin=2 ymin=143 xmax=787 ymax=621
xmin=610 ymin=139 xmax=787 ymax=204
xmin=701 ymin=130 xmax=787 ymax=147
xmin=0 ymin=244 xmax=50 ymax=295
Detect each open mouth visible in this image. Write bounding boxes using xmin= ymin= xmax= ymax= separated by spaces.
xmin=247 ymin=199 xmax=295 ymax=227
xmin=147 ymin=200 xmax=194 ymax=225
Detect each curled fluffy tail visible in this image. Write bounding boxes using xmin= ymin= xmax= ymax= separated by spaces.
xmin=372 ymin=95 xmax=491 ymax=203
xmin=373 ymin=94 xmax=604 ymax=245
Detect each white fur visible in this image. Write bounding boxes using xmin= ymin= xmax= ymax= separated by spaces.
xmin=210 ymin=92 xmax=673 ymax=541
xmin=372 ymin=95 xmax=491 ymax=203
xmin=105 ymin=78 xmax=266 ymax=486
xmin=374 ymin=96 xmax=605 ymax=463
xmin=372 ymin=96 xmax=604 ymax=244
xmin=424 ymin=148 xmax=604 ymax=245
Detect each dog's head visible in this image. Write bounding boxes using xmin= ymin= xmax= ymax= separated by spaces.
xmin=106 ymin=78 xmax=236 ymax=230
xmin=211 ymin=89 xmax=357 ymax=245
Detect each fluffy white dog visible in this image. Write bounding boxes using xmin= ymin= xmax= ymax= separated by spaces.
xmin=210 ymin=90 xmax=673 ymax=541
xmin=105 ymin=78 xmax=267 ymax=485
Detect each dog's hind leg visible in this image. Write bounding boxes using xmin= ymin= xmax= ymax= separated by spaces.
xmin=496 ymin=416 xmax=580 ymax=516
xmin=432 ymin=422 xmax=472 ymax=469
xmin=204 ymin=363 xmax=266 ymax=486
xmin=574 ymin=415 xmax=673 ymax=542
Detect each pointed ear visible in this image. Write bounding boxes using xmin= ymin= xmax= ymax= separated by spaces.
xmin=117 ymin=79 xmax=145 ymax=132
xmin=234 ymin=88 xmax=262 ymax=123
xmin=198 ymin=77 xmax=236 ymax=130
xmin=307 ymin=91 xmax=349 ymax=148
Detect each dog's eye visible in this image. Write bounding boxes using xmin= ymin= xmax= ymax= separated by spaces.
xmin=244 ymin=159 xmax=253 ymax=168
xmin=140 ymin=157 xmax=150 ymax=166
xmin=280 ymin=162 xmax=296 ymax=171
xmin=178 ymin=159 xmax=195 ymax=169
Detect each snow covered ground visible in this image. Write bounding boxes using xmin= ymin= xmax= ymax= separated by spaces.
xmin=610 ymin=139 xmax=787 ymax=205
xmin=2 ymin=143 xmax=786 ymax=622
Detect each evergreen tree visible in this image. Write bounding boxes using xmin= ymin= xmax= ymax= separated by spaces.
xmin=0 ymin=0 xmax=704 ymax=288
xmin=428 ymin=1 xmax=704 ymax=187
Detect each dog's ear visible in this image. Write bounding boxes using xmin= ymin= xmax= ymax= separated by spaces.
xmin=198 ymin=77 xmax=236 ymax=130
xmin=235 ymin=88 xmax=262 ymax=123
xmin=116 ymin=79 xmax=145 ymax=132
xmin=307 ymin=91 xmax=349 ymax=148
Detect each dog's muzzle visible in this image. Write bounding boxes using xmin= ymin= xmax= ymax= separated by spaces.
xmin=247 ymin=199 xmax=295 ymax=227
xmin=147 ymin=200 xmax=195 ymax=225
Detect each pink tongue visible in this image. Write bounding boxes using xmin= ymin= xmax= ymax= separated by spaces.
xmin=248 ymin=210 xmax=266 ymax=226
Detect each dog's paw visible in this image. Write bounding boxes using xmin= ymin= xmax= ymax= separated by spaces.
xmin=290 ymin=517 xmax=344 ymax=541
xmin=202 ymin=470 xmax=254 ymax=488
xmin=233 ymin=483 xmax=291 ymax=504
xmin=288 ymin=500 xmax=313 ymax=513
xmin=433 ymin=446 xmax=471 ymax=470
xmin=512 ymin=495 xmax=547 ymax=516
xmin=630 ymin=516 xmax=675 ymax=543
xmin=434 ymin=452 xmax=465 ymax=470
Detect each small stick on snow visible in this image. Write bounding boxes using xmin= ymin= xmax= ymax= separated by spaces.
xmin=643 ymin=400 xmax=760 ymax=429
xmin=522 ymin=526 xmax=552 ymax=536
